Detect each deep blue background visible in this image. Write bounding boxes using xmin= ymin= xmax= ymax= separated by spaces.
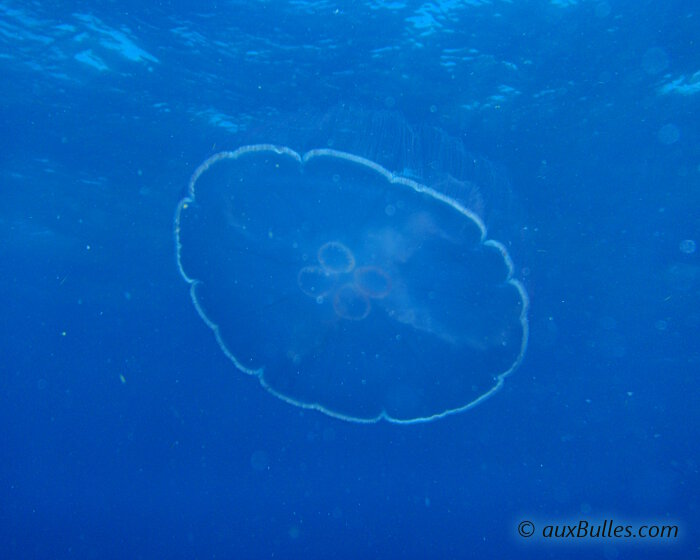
xmin=1 ymin=1 xmax=698 ymax=558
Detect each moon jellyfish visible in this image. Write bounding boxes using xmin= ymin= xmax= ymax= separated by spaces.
xmin=175 ymin=145 xmax=529 ymax=423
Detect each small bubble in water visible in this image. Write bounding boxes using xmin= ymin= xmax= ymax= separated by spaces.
xmin=679 ymin=239 xmax=696 ymax=254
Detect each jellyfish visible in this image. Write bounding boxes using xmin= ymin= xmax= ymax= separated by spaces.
xmin=175 ymin=144 xmax=529 ymax=424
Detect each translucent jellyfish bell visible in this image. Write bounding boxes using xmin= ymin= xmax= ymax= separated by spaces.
xmin=175 ymin=145 xmax=529 ymax=423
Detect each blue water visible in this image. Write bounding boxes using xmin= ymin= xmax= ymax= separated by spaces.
xmin=1 ymin=1 xmax=698 ymax=558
